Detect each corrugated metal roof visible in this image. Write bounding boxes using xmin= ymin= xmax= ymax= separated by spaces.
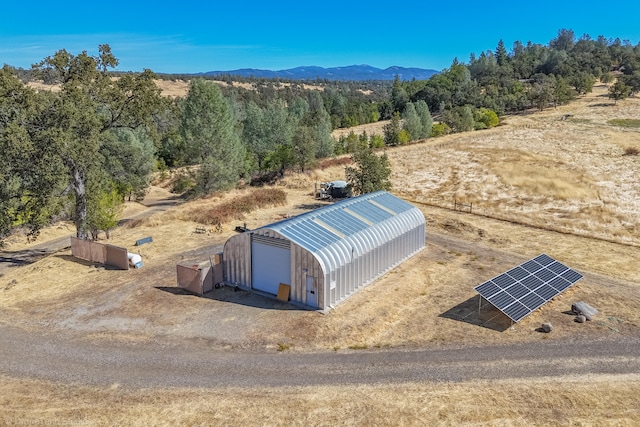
xmin=260 ymin=191 xmax=420 ymax=256
xmin=224 ymin=190 xmax=426 ymax=309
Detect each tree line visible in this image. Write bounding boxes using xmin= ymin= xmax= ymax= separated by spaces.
xmin=392 ymin=29 xmax=640 ymax=132
xmin=1 ymin=29 xmax=639 ymax=244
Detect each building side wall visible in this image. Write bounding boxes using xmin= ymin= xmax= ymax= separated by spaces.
xmin=326 ymin=222 xmax=425 ymax=308
xmin=176 ymin=264 xmax=202 ymax=295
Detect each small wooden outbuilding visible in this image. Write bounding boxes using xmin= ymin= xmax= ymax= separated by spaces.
xmin=222 ymin=191 xmax=425 ymax=311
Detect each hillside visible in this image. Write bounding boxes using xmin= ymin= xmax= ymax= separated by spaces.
xmin=198 ymin=64 xmax=438 ymax=81
xmin=1 ymin=83 xmax=639 ymax=425
xmin=3 ymin=82 xmax=639 ymax=343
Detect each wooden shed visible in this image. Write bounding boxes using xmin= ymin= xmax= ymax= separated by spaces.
xmin=222 ymin=191 xmax=425 ymax=311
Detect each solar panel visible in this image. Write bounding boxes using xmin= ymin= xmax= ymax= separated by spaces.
xmin=549 ymin=276 xmax=572 ymax=292
xmin=521 ymin=259 xmax=543 ymax=273
xmin=536 ymin=284 xmax=557 ymax=301
xmin=534 ymin=268 xmax=556 ymax=283
xmin=476 ymin=281 xmax=501 ymax=298
xmin=505 ymin=283 xmax=529 ymax=299
xmin=547 ymin=262 xmax=569 ymax=275
xmin=533 ymin=253 xmax=555 ymax=266
xmin=493 ymin=273 xmax=513 ymax=288
xmin=488 ymin=291 xmax=516 ymax=308
xmin=474 ymin=254 xmax=583 ymax=322
xmin=506 ymin=266 xmax=529 ymax=280
xmin=521 ymin=275 xmax=543 ymax=290
xmin=520 ymin=292 xmax=545 ymax=310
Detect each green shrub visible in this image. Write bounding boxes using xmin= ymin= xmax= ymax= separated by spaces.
xmin=431 ymin=123 xmax=451 ymax=137
xmin=172 ymin=174 xmax=195 ymax=193
xmin=398 ymin=129 xmax=411 ymax=145
xmin=370 ymin=134 xmax=384 ymax=148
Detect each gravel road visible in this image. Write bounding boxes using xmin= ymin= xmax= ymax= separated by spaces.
xmin=1 ymin=323 xmax=639 ymax=388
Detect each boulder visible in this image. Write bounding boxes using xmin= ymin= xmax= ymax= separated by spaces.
xmin=571 ymin=301 xmax=598 ymax=321
xmin=575 ymin=315 xmax=586 ymax=323
xmin=541 ymin=323 xmax=553 ymax=333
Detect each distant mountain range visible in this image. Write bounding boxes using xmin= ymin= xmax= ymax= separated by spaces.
xmin=197 ymin=65 xmax=438 ymax=81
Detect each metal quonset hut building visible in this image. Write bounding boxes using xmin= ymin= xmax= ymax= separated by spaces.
xmin=222 ymin=191 xmax=425 ymax=310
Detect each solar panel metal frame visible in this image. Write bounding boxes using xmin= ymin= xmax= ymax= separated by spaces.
xmin=474 ymin=254 xmax=583 ymax=322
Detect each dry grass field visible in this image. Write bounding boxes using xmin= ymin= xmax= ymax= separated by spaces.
xmin=2 ymin=374 xmax=639 ymax=426
xmin=391 ymin=86 xmax=640 ymax=247
xmin=2 ymin=83 xmax=640 ymax=425
xmin=332 ymin=119 xmax=389 ymax=139
xmin=28 ymin=77 xmax=328 ymax=99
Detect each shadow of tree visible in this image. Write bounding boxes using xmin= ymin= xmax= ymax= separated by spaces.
xmin=0 ymin=249 xmax=49 ymax=267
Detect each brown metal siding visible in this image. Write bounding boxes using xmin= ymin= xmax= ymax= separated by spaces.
xmin=105 ymin=244 xmax=129 ymax=270
xmin=71 ymin=237 xmax=129 ymax=270
xmin=176 ymin=264 xmax=202 ymax=295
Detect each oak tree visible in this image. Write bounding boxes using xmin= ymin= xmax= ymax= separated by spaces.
xmin=345 ymin=147 xmax=392 ymax=195
xmin=31 ymin=45 xmax=165 ymax=239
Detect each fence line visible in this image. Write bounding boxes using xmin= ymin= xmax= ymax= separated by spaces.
xmin=402 ymin=195 xmax=640 ymax=249
xmin=70 ymin=237 xmax=130 ymax=270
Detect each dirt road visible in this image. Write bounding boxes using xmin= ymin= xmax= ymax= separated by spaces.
xmin=1 ymin=322 xmax=639 ymax=388
xmin=0 ymin=192 xmax=182 ymax=275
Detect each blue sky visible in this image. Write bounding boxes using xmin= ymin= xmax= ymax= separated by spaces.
xmin=1 ymin=1 xmax=639 ymax=74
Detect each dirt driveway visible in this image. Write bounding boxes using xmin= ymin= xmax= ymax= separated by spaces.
xmin=1 ymin=319 xmax=639 ymax=388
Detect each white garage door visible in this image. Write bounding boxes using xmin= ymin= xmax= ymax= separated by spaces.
xmin=251 ymin=235 xmax=291 ymax=295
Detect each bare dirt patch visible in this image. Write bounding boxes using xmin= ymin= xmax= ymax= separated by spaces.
xmin=332 ymin=120 xmax=389 ymax=139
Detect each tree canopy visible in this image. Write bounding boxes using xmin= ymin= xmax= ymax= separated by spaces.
xmin=345 ymin=147 xmax=392 ymax=195
xmin=181 ymin=78 xmax=245 ymax=194
xmin=1 ymin=46 xmax=165 ymax=242
xmin=2 ymin=29 xmax=639 ymax=243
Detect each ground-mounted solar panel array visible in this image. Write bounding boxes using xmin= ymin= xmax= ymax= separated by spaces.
xmin=474 ymin=254 xmax=583 ymax=322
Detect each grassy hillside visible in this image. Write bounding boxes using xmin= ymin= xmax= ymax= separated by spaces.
xmin=1 ymin=82 xmax=639 ymax=425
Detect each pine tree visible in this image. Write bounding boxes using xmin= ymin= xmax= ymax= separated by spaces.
xmin=402 ymin=102 xmax=422 ymax=142
xmin=496 ymin=39 xmax=508 ymax=66
xmin=182 ymin=78 xmax=245 ymax=194
xmin=414 ymin=100 xmax=433 ymax=139
xmin=609 ymin=80 xmax=631 ymax=104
